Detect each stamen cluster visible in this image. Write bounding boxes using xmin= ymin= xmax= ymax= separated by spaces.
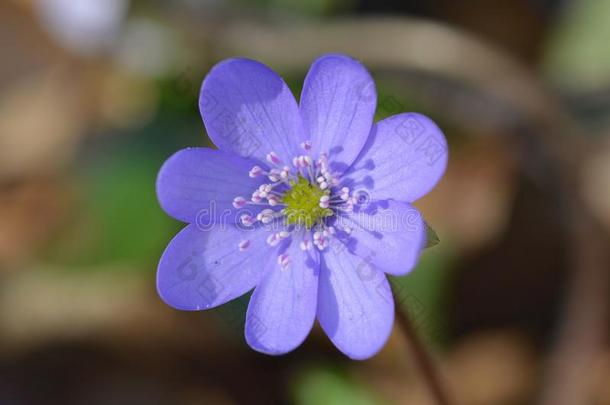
xmin=231 ymin=141 xmax=359 ymax=268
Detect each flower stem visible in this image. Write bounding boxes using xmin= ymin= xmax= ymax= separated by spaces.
xmin=394 ymin=303 xmax=452 ymax=405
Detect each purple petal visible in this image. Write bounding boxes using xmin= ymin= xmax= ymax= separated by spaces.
xmin=300 ymin=54 xmax=376 ymax=171
xmin=245 ymin=236 xmax=319 ymax=355
xmin=318 ymin=244 xmax=394 ymax=360
xmin=344 ymin=113 xmax=448 ymax=202
xmin=157 ymin=147 xmax=264 ymax=224
xmin=334 ymin=201 xmax=426 ymax=276
xmin=157 ymin=224 xmax=272 ymax=311
xmin=199 ymin=58 xmax=305 ymax=163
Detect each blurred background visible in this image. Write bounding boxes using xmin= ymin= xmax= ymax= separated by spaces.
xmin=0 ymin=0 xmax=609 ymax=404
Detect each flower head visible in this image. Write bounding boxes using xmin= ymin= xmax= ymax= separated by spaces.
xmin=156 ymin=54 xmax=448 ymax=359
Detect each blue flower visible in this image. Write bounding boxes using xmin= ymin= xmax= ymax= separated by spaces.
xmin=156 ymin=54 xmax=448 ymax=359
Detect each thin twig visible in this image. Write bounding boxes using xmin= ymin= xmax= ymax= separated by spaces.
xmin=394 ymin=302 xmax=452 ymax=405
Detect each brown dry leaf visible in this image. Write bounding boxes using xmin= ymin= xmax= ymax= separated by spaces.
xmin=348 ymin=329 xmax=539 ymax=405
xmin=416 ymin=136 xmax=517 ymax=252
xmin=98 ymin=70 xmax=159 ymax=130
xmin=581 ymin=136 xmax=610 ymax=232
xmin=0 ymin=266 xmax=150 ymax=348
xmin=0 ymin=178 xmax=69 ymax=266
xmin=445 ymin=330 xmax=539 ymax=405
xmin=592 ymin=350 xmax=610 ymax=405
xmin=0 ymin=68 xmax=86 ymax=180
xmin=352 ymin=326 xmax=447 ymax=405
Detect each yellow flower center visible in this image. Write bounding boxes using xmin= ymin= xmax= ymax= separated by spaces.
xmin=282 ymin=175 xmax=333 ymax=228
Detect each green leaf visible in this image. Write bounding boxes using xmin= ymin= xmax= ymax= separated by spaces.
xmin=544 ymin=0 xmax=610 ymax=89
xmin=293 ymin=367 xmax=385 ymax=405
xmin=388 ymin=243 xmax=456 ymax=346
xmin=425 ymin=222 xmax=440 ymax=248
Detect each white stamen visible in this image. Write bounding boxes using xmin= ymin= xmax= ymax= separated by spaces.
xmin=278 ymin=254 xmax=291 ymax=268
xmin=257 ymin=209 xmax=275 ymax=224
xmin=300 ymin=240 xmax=312 ymax=251
xmin=240 ymin=214 xmax=254 ymax=226
xmin=238 ymin=240 xmax=250 ymax=251
xmin=313 ymin=235 xmax=328 ymax=250
xmin=317 ymin=153 xmax=329 ymax=173
xmin=266 ymin=152 xmax=281 ymax=165
xmin=268 ymin=168 xmax=281 ymax=182
xmin=249 ymin=166 xmax=263 ymax=178
xmin=300 ymin=140 xmax=312 ymax=150
xmin=258 ymin=184 xmax=272 ymax=198
xmin=267 ymin=233 xmax=281 ymax=246
xmin=251 ymin=190 xmax=262 ymax=203
xmin=267 ymin=195 xmax=280 ymax=206
xmin=294 ymin=155 xmax=312 ymax=168
xmin=232 ymin=196 xmax=247 ymax=208
xmin=340 ymin=187 xmax=350 ymax=201
xmin=319 ymin=195 xmax=330 ymax=208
